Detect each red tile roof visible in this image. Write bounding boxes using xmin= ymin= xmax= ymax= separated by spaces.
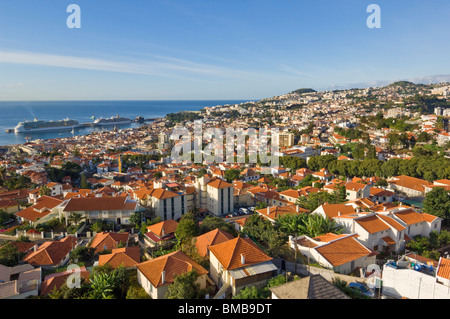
xmin=63 ymin=196 xmax=137 ymax=212
xmin=146 ymin=220 xmax=178 ymax=238
xmin=195 ymin=229 xmax=235 ymax=257
xmin=15 ymin=196 xmax=63 ymax=222
xmin=137 ymin=250 xmax=208 ymax=288
xmin=98 ymin=246 xmax=140 ymax=268
xmin=314 ymin=235 xmax=372 ymax=267
xmin=24 ymin=237 xmax=77 ymax=266
xmin=437 ymin=257 xmax=450 ymax=280
xmin=207 ymin=178 xmax=232 ymax=189
xmin=208 ymin=236 xmax=272 ymax=270
xmin=89 ymin=232 xmax=129 ymax=253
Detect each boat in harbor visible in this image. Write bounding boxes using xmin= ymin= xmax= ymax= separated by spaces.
xmin=93 ymin=115 xmax=132 ymax=126
xmin=14 ymin=117 xmax=81 ymax=133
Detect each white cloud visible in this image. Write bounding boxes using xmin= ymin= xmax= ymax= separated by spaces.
xmin=0 ymin=50 xmax=258 ymax=81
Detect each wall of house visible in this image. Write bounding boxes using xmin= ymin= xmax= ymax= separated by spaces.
xmin=405 ymin=222 xmax=426 ymax=239
xmin=333 ymin=216 xmax=353 ymax=233
xmin=382 ymin=265 xmax=450 ymax=299
xmin=137 ymin=269 xmax=166 ymax=299
xmin=372 ymin=194 xmax=393 ymax=203
xmin=334 ymin=255 xmax=377 ymax=275
xmin=424 ymin=220 xmax=442 ymax=237
xmin=209 ymin=252 xmax=224 ymax=288
xmin=389 ymin=184 xmax=424 ymax=198
xmin=353 ymin=223 xmax=397 ymax=252
xmin=64 ymin=209 xmax=134 ymax=225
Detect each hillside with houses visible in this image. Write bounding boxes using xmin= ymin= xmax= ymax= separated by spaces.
xmin=0 ymin=81 xmax=450 ymax=300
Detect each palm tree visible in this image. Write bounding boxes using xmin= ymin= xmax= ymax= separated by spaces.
xmin=274 ymin=213 xmax=308 ymax=275
xmin=90 ymin=269 xmax=118 ymax=299
xmin=39 ymin=185 xmax=51 ymax=197
xmin=68 ymin=212 xmax=83 ymax=226
xmin=302 ymin=214 xmax=344 ymax=238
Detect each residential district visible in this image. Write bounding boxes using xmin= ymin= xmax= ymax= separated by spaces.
xmin=0 ymin=81 xmax=449 ymax=300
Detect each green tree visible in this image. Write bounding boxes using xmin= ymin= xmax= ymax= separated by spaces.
xmin=0 ymin=210 xmax=12 ymax=227
xmin=0 ymin=242 xmax=24 ymax=267
xmin=424 ymin=187 xmax=450 ymax=224
xmin=224 ymin=169 xmax=241 ymax=183
xmin=296 ymin=192 xmax=337 ymax=212
xmin=334 ymin=185 xmax=347 ymax=203
xmin=129 ymin=211 xmax=144 ymax=228
xmin=80 ymin=173 xmax=89 ymax=189
xmin=301 ymin=214 xmax=344 ymax=238
xmin=280 ymin=156 xmax=307 ymax=171
xmin=90 ymin=221 xmax=106 ymax=233
xmin=68 ymin=212 xmax=83 ymax=226
xmin=242 ymin=214 xmax=286 ymax=254
xmin=70 ymin=246 xmax=96 ymax=263
xmin=255 ymin=201 xmax=267 ymax=210
xmin=90 ymin=269 xmax=119 ymax=299
xmin=274 ymin=213 xmax=308 ymax=275
xmin=126 ymin=285 xmax=151 ymax=299
xmin=175 ymin=212 xmax=200 ymax=244
xmin=165 ymin=270 xmax=203 ymax=299
xmin=232 ymin=286 xmax=261 ymax=299
xmin=39 ymin=185 xmax=51 ymax=196
xmin=49 ymin=281 xmax=91 ymax=299
xmin=199 ymin=215 xmax=237 ymax=236
xmin=417 ymin=132 xmax=431 ymax=143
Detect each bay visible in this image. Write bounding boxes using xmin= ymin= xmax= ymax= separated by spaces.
xmin=0 ymin=100 xmax=249 ymax=146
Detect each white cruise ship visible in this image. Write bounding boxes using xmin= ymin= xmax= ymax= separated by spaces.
xmin=93 ymin=115 xmax=131 ymax=126
xmin=14 ymin=118 xmax=80 ymax=133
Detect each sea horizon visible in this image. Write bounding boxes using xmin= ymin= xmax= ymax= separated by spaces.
xmin=0 ymin=99 xmax=252 ymax=147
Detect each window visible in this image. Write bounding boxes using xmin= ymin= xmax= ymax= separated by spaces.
xmin=181 ymin=195 xmax=185 ymax=215
xmin=163 ymin=199 xmax=167 ymax=220
xmin=171 ymin=197 xmax=175 ymax=219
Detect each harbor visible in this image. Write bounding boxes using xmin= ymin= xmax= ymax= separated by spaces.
xmin=5 ymin=116 xmax=161 ymax=133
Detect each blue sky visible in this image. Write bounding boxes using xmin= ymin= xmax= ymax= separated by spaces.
xmin=0 ymin=0 xmax=449 ymax=100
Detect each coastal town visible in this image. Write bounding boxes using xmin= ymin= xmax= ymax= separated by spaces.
xmin=0 ymin=80 xmax=450 ymax=300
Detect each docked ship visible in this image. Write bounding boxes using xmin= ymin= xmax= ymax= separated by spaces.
xmin=93 ymin=115 xmax=132 ymax=126
xmin=14 ymin=118 xmax=81 ymax=133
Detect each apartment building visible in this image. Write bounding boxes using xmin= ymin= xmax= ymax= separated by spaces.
xmin=194 ymin=175 xmax=234 ymax=216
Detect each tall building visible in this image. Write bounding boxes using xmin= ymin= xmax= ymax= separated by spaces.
xmin=278 ymin=132 xmax=295 ymax=148
xmin=194 ymin=175 xmax=234 ymax=216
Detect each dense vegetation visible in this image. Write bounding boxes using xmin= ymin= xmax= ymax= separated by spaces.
xmin=306 ymin=154 xmax=450 ymax=181
xmin=290 ymin=88 xmax=317 ymax=95
xmin=46 ymin=161 xmax=82 ymax=183
xmin=165 ymin=111 xmax=203 ymax=126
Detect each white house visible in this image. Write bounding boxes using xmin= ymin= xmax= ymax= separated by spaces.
xmin=294 ymin=233 xmax=376 ymax=275
xmin=208 ymin=236 xmax=278 ymax=297
xmin=136 ymin=250 xmax=209 ymax=299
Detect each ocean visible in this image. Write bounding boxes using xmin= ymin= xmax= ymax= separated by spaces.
xmin=0 ymin=100 xmax=249 ymax=147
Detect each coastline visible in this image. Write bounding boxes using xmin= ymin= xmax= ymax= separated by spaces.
xmin=0 ymin=99 xmax=252 ymax=147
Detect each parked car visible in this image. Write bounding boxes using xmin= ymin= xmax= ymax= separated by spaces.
xmin=347 ymin=282 xmax=374 ymax=298
xmin=239 ymin=208 xmax=249 ymax=215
